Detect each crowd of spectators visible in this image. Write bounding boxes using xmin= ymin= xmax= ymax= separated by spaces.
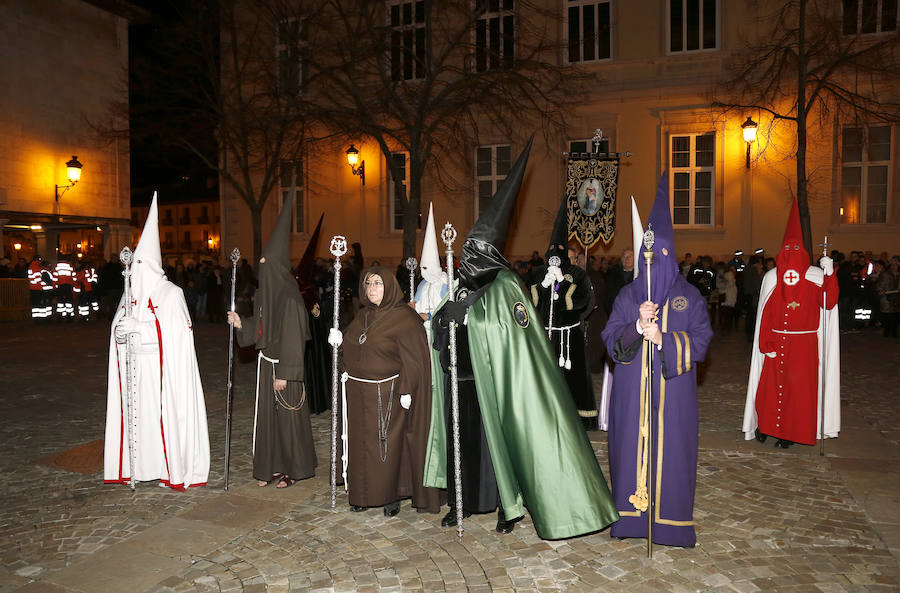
xmin=3 ymin=244 xmax=896 ymax=338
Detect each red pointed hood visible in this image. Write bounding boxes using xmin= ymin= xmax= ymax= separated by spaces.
xmin=776 ymin=198 xmax=809 ymax=272
xmin=774 ymin=198 xmax=809 ymax=301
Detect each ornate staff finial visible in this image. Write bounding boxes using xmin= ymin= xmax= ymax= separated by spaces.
xmin=229 ymin=247 xmax=241 ymax=265
xmin=119 ymin=246 xmax=133 ymax=266
xmin=329 ymin=236 xmax=347 ymax=258
xmin=592 ymin=129 xmax=604 ymax=153
xmin=548 ymin=255 xmax=561 ymax=268
xmin=642 ymin=225 xmax=655 ymax=252
xmin=405 ymin=257 xmax=418 ymax=271
xmin=441 ymin=223 xmax=457 ymax=248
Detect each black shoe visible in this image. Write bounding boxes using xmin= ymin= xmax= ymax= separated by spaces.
xmin=349 ymin=504 xmax=366 ymax=512
xmin=441 ymin=508 xmax=472 ymax=527
xmin=383 ymin=501 xmax=400 ymax=517
xmin=755 ymin=428 xmax=767 ymax=443
xmin=496 ymin=517 xmax=515 ymax=534
xmin=774 ymin=439 xmax=793 ymax=449
xmin=495 ymin=509 xmax=519 ymax=534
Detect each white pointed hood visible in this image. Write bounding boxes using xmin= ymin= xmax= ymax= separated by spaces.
xmin=631 ymin=195 xmax=642 ymax=280
xmin=419 ymin=202 xmax=442 ymax=284
xmin=131 ymin=192 xmax=166 ymax=304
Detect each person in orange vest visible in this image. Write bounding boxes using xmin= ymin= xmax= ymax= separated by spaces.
xmin=27 ymin=254 xmax=52 ymax=321
xmin=74 ymin=260 xmax=98 ymax=320
xmin=54 ymin=255 xmax=76 ymax=320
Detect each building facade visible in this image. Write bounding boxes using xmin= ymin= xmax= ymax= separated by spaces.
xmin=219 ymin=0 xmax=900 ymax=268
xmin=131 ymin=198 xmax=222 ymax=265
xmin=0 ymin=0 xmax=140 ymax=265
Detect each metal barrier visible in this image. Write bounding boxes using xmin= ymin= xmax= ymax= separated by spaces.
xmin=0 ymin=279 xmax=29 ymax=321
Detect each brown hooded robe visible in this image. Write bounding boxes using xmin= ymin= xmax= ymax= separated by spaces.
xmin=236 ymin=197 xmax=316 ymax=483
xmin=341 ymin=267 xmax=440 ymax=512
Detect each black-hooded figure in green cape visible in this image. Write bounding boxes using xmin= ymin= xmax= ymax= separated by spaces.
xmin=424 ymin=136 xmax=618 ymax=539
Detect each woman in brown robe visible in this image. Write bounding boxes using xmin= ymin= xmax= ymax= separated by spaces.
xmin=338 ymin=266 xmax=441 ymax=516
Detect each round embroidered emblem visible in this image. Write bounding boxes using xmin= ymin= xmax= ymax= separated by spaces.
xmin=513 ymin=302 xmax=529 ymax=328
xmin=783 ymin=268 xmax=800 ymax=286
xmin=456 ymin=288 xmax=469 ymax=301
xmin=563 ymin=273 xmax=573 ymax=283
xmin=311 ymin=303 xmax=320 ymax=318
xmin=672 ymin=296 xmax=689 ymax=312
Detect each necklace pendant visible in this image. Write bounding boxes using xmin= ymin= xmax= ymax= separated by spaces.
xmin=359 ymin=333 xmax=367 ymax=344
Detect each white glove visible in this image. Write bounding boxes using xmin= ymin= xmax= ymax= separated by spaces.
xmin=400 ymin=394 xmax=411 ymax=409
xmin=115 ymin=317 xmax=142 ymax=343
xmin=820 ymin=256 xmax=834 ymax=276
xmin=541 ymin=265 xmax=564 ymax=288
xmin=765 ymin=351 xmax=777 ymax=359
xmin=328 ymin=328 xmax=343 ymax=347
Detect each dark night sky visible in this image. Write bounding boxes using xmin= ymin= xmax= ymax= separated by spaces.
xmin=128 ymin=0 xmax=218 ymax=206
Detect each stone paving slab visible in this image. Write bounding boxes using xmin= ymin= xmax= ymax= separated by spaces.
xmin=127 ymin=517 xmax=246 ymax=558
xmin=42 ymin=543 xmax=188 ymax=593
xmin=177 ymin=495 xmax=286 ymax=530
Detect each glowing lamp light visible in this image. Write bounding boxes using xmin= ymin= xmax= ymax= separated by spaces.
xmin=30 ymin=225 xmax=42 ymax=230
xmin=741 ymin=117 xmax=758 ymax=169
xmin=14 ymin=243 xmax=22 ymax=250
xmin=345 ymin=144 xmax=366 ymax=185
xmin=741 ymin=117 xmax=758 ymax=143
xmin=66 ymin=156 xmax=83 ymax=185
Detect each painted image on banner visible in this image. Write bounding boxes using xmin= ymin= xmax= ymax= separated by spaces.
xmin=577 ymin=178 xmax=602 ymax=216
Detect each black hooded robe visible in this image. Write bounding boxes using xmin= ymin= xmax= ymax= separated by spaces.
xmin=237 ymin=300 xmax=316 ymax=482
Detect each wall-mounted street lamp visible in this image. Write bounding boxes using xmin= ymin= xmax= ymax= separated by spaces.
xmin=741 ymin=118 xmax=758 ymax=169
xmin=55 ymin=155 xmax=83 ymax=201
xmin=346 ymin=145 xmax=365 ymax=186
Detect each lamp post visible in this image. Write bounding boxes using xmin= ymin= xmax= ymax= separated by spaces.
xmin=741 ymin=118 xmax=758 ymax=169
xmin=346 ymin=145 xmax=365 ymax=185
xmin=55 ymin=155 xmax=83 ymax=201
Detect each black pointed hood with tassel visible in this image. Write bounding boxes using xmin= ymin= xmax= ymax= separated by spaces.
xmin=545 ymin=195 xmax=571 ymax=271
xmin=459 ymin=135 xmax=534 ymax=290
xmin=295 ymin=212 xmax=324 ymax=307
xmin=254 ymin=189 xmax=304 ymax=349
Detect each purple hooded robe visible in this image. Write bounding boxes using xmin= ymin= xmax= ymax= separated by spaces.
xmin=601 ymin=173 xmax=713 ymax=548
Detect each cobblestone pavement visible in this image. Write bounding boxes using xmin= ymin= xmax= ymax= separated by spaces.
xmin=0 ymin=319 xmax=898 ymax=593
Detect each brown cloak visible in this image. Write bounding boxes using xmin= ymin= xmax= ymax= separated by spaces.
xmin=341 ymin=266 xmax=441 ymax=512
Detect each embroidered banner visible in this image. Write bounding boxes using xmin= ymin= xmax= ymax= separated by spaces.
xmin=565 ymin=157 xmax=619 ymax=248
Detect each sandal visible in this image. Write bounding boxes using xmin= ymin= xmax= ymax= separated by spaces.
xmin=276 ymin=475 xmax=295 ymax=489
xmin=258 ymin=474 xmax=281 ymax=487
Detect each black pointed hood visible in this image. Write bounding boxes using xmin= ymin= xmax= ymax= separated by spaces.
xmin=295 ymin=212 xmax=324 ymax=306
xmin=459 ymin=135 xmax=534 ymax=289
xmin=254 ymin=190 xmax=304 ymax=349
xmin=545 ymin=195 xmax=570 ymax=269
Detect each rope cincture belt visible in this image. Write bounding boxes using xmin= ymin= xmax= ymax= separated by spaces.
xmin=253 ymin=352 xmax=280 ymax=455
xmin=545 ymin=322 xmax=581 ymax=369
xmin=340 ymin=372 xmax=400 ymax=492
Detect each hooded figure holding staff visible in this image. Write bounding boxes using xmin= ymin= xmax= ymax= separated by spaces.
xmin=105 ymin=193 xmax=210 ymax=490
xmin=228 ymin=197 xmax=316 ymax=489
xmin=601 ymin=173 xmax=713 ymax=548
xmin=425 ymin=136 xmax=618 ymax=539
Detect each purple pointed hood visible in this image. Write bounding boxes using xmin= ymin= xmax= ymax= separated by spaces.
xmin=636 ymin=172 xmax=679 ymax=306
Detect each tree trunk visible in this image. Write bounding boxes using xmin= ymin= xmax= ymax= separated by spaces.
xmin=402 ymin=157 xmax=423 ymax=260
xmin=250 ymin=203 xmax=263 ymax=267
xmin=796 ymin=0 xmax=815 ymax=263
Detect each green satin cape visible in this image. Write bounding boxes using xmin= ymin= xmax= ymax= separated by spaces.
xmin=427 ymin=270 xmax=618 ymax=539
